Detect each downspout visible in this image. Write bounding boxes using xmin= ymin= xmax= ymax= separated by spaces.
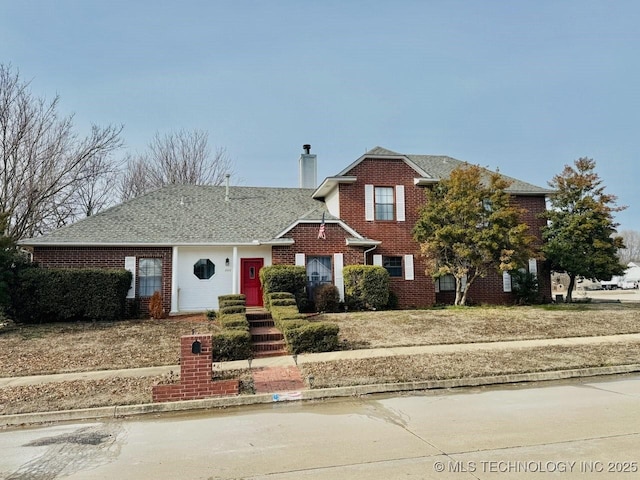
xmin=363 ymin=245 xmax=377 ymax=265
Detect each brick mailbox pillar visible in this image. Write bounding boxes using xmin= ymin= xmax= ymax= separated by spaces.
xmin=152 ymin=334 xmax=239 ymax=403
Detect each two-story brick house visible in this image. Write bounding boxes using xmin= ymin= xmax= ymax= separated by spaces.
xmin=19 ymin=146 xmax=551 ymax=313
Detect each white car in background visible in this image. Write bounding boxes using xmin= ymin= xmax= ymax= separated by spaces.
xmin=620 ymin=280 xmax=639 ymax=290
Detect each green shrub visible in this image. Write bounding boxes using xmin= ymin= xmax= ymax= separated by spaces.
xmin=284 ymin=322 xmax=340 ymax=354
xmin=12 ymin=267 xmax=132 ymax=323
xmin=219 ymin=314 xmax=249 ymax=330
xmin=277 ymin=319 xmax=309 ymax=332
xmin=260 ymin=265 xmax=307 ymax=309
xmin=269 ymin=292 xmax=295 ymax=300
xmin=212 ymin=330 xmax=252 ymax=361
xmin=313 ymin=283 xmax=340 ymax=312
xmin=219 ymin=305 xmax=246 ymax=317
xmin=218 ymin=294 xmax=246 ymax=303
xmin=511 ymin=270 xmax=541 ymax=305
xmin=386 ymin=290 xmax=399 ymax=310
xmin=205 ymin=309 xmax=217 ymax=320
xmin=219 ymin=299 xmax=246 ymax=308
xmin=269 ymin=297 xmax=297 ymax=307
xmin=343 ymin=265 xmax=390 ymax=310
xmin=270 ymin=304 xmax=306 ymax=326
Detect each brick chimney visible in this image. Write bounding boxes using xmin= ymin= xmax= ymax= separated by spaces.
xmin=299 ymin=144 xmax=317 ymax=189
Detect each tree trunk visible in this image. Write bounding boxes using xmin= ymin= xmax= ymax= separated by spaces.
xmin=455 ymin=279 xmax=464 ymax=305
xmin=565 ymin=274 xmax=576 ymax=303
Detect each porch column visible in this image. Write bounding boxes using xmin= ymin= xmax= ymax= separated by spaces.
xmin=171 ymin=246 xmax=179 ymax=314
xmin=232 ymin=246 xmax=238 ymax=294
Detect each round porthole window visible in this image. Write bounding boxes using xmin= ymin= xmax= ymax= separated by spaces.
xmin=194 ymin=259 xmax=215 ymax=279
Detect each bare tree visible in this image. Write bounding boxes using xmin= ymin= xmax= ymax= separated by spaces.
xmin=119 ymin=129 xmax=233 ymax=201
xmin=618 ymin=230 xmax=640 ymax=264
xmin=0 ymin=64 xmax=123 ymax=240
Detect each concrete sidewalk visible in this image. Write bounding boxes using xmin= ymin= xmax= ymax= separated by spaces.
xmin=2 ymin=332 xmax=640 ymax=388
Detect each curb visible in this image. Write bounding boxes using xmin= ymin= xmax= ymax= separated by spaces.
xmin=3 ymin=363 xmax=640 ymax=428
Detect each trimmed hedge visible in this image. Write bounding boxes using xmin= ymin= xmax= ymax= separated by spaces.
xmin=212 ymin=329 xmax=252 ymax=361
xmin=219 ymin=314 xmax=250 ymax=330
xmin=219 ymin=305 xmax=246 ymax=316
xmin=343 ymin=265 xmax=390 ymax=310
xmin=213 ymin=294 xmax=251 ymax=360
xmin=218 ymin=294 xmax=246 ymax=303
xmin=267 ymin=292 xmax=339 ymax=354
xmin=285 ymin=322 xmax=340 ymax=354
xmin=259 ymin=265 xmax=307 ymax=310
xmin=12 ymin=267 xmax=132 ymax=323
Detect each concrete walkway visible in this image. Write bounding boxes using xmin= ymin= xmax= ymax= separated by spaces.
xmin=2 ymin=333 xmax=640 ymax=388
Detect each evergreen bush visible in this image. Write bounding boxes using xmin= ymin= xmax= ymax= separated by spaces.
xmin=12 ymin=267 xmax=132 ymax=323
xmin=313 ymin=283 xmax=340 ymax=312
xmin=259 ymin=265 xmax=307 ymax=309
xmin=343 ymin=265 xmax=390 ymax=310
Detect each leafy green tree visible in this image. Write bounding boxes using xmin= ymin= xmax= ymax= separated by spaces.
xmin=413 ymin=164 xmax=535 ymax=305
xmin=542 ymin=158 xmax=625 ymax=302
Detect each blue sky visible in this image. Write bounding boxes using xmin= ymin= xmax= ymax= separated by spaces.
xmin=2 ymin=0 xmax=639 ymax=231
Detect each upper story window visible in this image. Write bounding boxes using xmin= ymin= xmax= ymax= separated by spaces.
xmin=375 ymin=187 xmax=395 ymax=220
xmin=365 ymin=184 xmax=405 ymax=222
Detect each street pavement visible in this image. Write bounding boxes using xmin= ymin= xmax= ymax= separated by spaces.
xmin=1 ymin=374 xmax=639 ymax=479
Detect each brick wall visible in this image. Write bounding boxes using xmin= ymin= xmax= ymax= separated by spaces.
xmin=339 ymin=158 xmax=438 ymax=307
xmin=32 ymin=246 xmax=173 ymax=315
xmin=152 ymin=334 xmax=239 ymax=402
xmin=337 ymin=158 xmax=550 ymax=306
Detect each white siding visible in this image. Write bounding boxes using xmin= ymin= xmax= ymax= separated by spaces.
xmin=325 ymin=188 xmax=340 ymax=218
xmin=176 ymin=246 xmax=270 ymax=311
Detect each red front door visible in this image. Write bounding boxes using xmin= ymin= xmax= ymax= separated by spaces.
xmin=241 ymin=258 xmax=264 ymax=307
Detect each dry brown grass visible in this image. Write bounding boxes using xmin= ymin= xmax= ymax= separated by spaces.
xmin=0 ymin=315 xmax=219 ymax=377
xmin=300 ymin=341 xmax=640 ymax=388
xmin=319 ymin=303 xmax=640 ymax=349
xmin=2 ymin=304 xmax=640 ymax=415
xmin=0 ymin=369 xmax=254 ymax=415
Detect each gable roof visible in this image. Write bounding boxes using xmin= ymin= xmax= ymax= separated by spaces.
xmin=20 ymin=185 xmax=332 ymax=246
xmin=336 ymin=147 xmax=551 ymax=196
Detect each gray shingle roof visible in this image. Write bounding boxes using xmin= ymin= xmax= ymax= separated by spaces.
xmin=364 ymin=147 xmax=550 ymax=195
xmin=21 ymin=185 xmax=330 ymax=246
